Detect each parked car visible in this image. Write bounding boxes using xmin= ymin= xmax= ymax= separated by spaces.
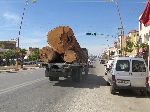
xmin=104 ymin=59 xmax=114 ymax=75
xmin=107 ymin=57 xmax=149 ymax=95
xmin=100 ymin=59 xmax=106 ymax=64
xmin=88 ymin=59 xmax=94 ymax=68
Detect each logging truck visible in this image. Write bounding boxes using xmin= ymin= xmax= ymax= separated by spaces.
xmin=44 ymin=48 xmax=89 ymax=82
xmin=40 ymin=26 xmax=89 ymax=82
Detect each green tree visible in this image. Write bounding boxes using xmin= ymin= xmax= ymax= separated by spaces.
xmin=4 ymin=49 xmax=16 ymax=66
xmin=0 ymin=43 xmax=4 ymax=49
xmin=19 ymin=49 xmax=27 ymax=67
xmin=140 ymin=43 xmax=148 ymax=49
xmin=124 ymin=41 xmax=134 ymax=53
xmin=28 ymin=50 xmax=39 ymax=62
xmin=101 ymin=52 xmax=109 ymax=60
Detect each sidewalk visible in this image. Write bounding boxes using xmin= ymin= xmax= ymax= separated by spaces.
xmin=0 ymin=65 xmax=40 ymax=73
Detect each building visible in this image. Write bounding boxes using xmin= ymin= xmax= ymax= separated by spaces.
xmin=108 ymin=47 xmax=118 ymax=58
xmin=0 ymin=41 xmax=16 ymax=49
xmin=139 ymin=15 xmax=150 ymax=43
xmin=29 ymin=47 xmax=39 ymax=52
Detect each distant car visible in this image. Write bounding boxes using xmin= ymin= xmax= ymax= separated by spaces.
xmin=100 ymin=59 xmax=105 ymax=64
xmin=88 ymin=59 xmax=93 ymax=68
xmin=36 ymin=61 xmax=43 ymax=67
xmin=107 ymin=57 xmax=149 ymax=95
xmin=23 ymin=61 xmax=31 ymax=65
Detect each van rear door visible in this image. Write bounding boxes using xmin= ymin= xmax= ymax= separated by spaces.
xmin=115 ymin=60 xmax=131 ymax=86
xmin=131 ymin=59 xmax=148 ymax=87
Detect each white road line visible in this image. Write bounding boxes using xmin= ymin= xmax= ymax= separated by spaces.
xmin=0 ymin=77 xmax=47 ymax=95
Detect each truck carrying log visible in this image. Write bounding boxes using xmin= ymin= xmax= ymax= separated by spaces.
xmin=47 ymin=26 xmax=88 ymax=63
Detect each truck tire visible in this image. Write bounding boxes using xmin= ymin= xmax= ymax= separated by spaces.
xmin=140 ymin=89 xmax=148 ymax=96
xmin=49 ymin=76 xmax=59 ymax=81
xmin=85 ymin=66 xmax=88 ymax=75
xmin=82 ymin=66 xmax=88 ymax=80
xmin=110 ymin=85 xmax=116 ymax=95
xmin=45 ymin=70 xmax=49 ymax=77
xmin=72 ymin=68 xmax=82 ymax=82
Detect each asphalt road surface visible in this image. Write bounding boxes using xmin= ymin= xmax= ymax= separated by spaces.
xmin=0 ymin=60 xmax=150 ymax=112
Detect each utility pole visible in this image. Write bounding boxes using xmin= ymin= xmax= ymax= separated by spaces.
xmin=114 ymin=0 xmax=124 ymax=56
xmin=16 ymin=0 xmax=29 ymax=70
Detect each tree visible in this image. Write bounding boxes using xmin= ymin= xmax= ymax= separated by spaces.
xmin=28 ymin=49 xmax=39 ymax=61
xmin=19 ymin=49 xmax=27 ymax=67
xmin=4 ymin=49 xmax=16 ymax=66
xmin=124 ymin=41 xmax=134 ymax=53
xmin=101 ymin=52 xmax=109 ymax=60
xmin=140 ymin=43 xmax=148 ymax=49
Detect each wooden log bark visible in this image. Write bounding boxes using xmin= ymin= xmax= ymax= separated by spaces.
xmin=47 ymin=26 xmax=88 ymax=63
xmin=39 ymin=46 xmax=63 ymax=63
xmin=64 ymin=50 xmax=78 ymax=63
xmin=47 ymin=26 xmax=80 ymax=54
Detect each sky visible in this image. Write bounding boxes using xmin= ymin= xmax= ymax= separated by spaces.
xmin=0 ymin=0 xmax=147 ymax=56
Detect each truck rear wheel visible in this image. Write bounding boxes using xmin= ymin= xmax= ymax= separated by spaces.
xmin=49 ymin=76 xmax=59 ymax=81
xmin=140 ymin=89 xmax=148 ymax=96
xmin=72 ymin=68 xmax=82 ymax=82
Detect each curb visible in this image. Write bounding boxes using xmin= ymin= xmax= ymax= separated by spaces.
xmin=0 ymin=67 xmax=40 ymax=73
xmin=0 ymin=70 xmax=18 ymax=73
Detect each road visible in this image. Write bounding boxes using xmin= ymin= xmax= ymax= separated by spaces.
xmin=0 ymin=60 xmax=150 ymax=112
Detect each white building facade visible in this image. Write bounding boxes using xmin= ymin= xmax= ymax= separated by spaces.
xmin=139 ymin=15 xmax=150 ymax=43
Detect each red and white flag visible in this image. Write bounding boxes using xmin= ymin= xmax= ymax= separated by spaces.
xmin=139 ymin=0 xmax=150 ymax=26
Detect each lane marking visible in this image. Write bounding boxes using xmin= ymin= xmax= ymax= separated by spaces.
xmin=0 ymin=77 xmax=47 ymax=95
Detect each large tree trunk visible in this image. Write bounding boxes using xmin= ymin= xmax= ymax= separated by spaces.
xmin=39 ymin=46 xmax=64 ymax=63
xmin=47 ymin=26 xmax=88 ymax=63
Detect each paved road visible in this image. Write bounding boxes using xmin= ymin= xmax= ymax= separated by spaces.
xmin=0 ymin=61 xmax=150 ymax=112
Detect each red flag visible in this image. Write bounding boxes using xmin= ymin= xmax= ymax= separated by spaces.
xmin=139 ymin=0 xmax=150 ymax=26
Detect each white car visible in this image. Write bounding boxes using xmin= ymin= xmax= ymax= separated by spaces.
xmin=105 ymin=59 xmax=114 ymax=75
xmin=107 ymin=57 xmax=149 ymax=95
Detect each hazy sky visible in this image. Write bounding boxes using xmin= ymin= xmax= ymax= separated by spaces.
xmin=0 ymin=0 xmax=147 ymax=55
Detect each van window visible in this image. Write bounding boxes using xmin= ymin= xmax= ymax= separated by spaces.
xmin=116 ymin=60 xmax=130 ymax=72
xmin=132 ymin=60 xmax=146 ymax=72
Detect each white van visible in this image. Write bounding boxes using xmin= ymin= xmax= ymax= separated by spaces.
xmin=107 ymin=57 xmax=149 ymax=95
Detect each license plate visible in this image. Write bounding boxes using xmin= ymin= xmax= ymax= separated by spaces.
xmin=117 ymin=79 xmax=130 ymax=84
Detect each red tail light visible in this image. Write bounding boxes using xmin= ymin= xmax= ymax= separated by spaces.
xmin=146 ymin=77 xmax=149 ymax=84
xmin=112 ymin=75 xmax=116 ymax=83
